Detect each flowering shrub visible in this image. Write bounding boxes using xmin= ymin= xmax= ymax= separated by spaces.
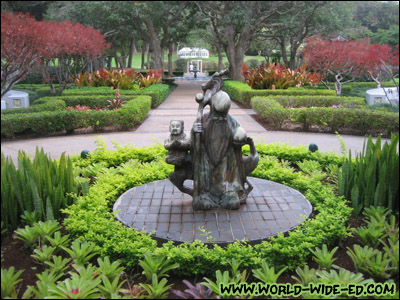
xmin=73 ymin=68 xmax=140 ymax=90
xmin=242 ymin=63 xmax=321 ymax=90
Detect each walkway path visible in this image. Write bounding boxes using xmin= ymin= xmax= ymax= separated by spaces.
xmin=1 ymin=80 xmax=385 ymax=163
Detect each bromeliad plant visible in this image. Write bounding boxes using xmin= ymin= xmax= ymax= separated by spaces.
xmin=138 ymin=251 xmax=179 ymax=281
xmin=1 ymin=267 xmax=24 ymax=299
xmin=138 ymin=68 xmax=163 ymax=89
xmin=106 ymin=89 xmax=126 ymax=110
xmin=309 ymin=244 xmax=339 ymax=271
xmin=73 ymin=68 xmax=140 ymax=90
xmin=62 ymin=239 xmax=100 ymax=266
xmin=241 ymin=62 xmax=321 ymax=90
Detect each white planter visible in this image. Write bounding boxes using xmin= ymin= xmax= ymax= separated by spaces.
xmin=1 ymin=90 xmax=30 ymax=109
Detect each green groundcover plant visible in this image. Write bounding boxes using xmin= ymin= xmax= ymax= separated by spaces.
xmin=61 ymin=138 xmax=352 ymax=276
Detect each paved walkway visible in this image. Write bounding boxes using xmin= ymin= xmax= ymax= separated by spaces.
xmin=1 ymin=80 xmax=386 ymax=163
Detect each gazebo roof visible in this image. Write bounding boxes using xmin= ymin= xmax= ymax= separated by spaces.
xmin=178 ymin=47 xmax=209 ymax=58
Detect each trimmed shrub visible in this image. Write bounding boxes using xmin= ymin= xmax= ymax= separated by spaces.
xmin=223 ymin=81 xmax=336 ymax=106
xmin=1 ymin=99 xmax=66 ymax=115
xmin=1 ymin=96 xmax=152 ymax=138
xmin=251 ymin=98 xmax=288 ymax=129
xmin=62 ymin=84 xmax=170 ymax=107
xmin=251 ymin=97 xmax=399 ymax=136
xmin=35 ymin=95 xmax=138 ymax=109
xmin=262 ymin=95 xmax=365 ymax=108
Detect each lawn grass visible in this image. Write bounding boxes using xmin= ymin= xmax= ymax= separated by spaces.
xmin=111 ymin=52 xmax=268 ymax=69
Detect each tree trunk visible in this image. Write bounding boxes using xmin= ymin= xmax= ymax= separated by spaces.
xmin=217 ymin=42 xmax=223 ymax=71
xmin=141 ymin=42 xmax=147 ymax=69
xmin=106 ymin=56 xmax=111 ymax=70
xmin=119 ymin=42 xmax=127 ymax=70
xmin=225 ymin=46 xmax=245 ymax=81
xmin=224 ymin=31 xmax=247 ymax=81
xmin=168 ymin=43 xmax=173 ymax=76
xmin=146 ymin=45 xmax=150 ymax=69
xmin=335 ymin=74 xmax=343 ymax=96
xmin=128 ymin=39 xmax=135 ymax=69
xmin=144 ymin=18 xmax=163 ymax=70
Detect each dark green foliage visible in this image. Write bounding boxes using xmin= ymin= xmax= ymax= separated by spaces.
xmin=35 ymin=95 xmax=136 ymax=109
xmin=251 ymin=97 xmax=399 ymax=136
xmin=1 ymin=96 xmax=151 ymax=138
xmin=1 ymin=99 xmax=66 ymax=115
xmin=62 ymin=84 xmax=170 ymax=107
xmin=1 ymin=149 xmax=76 ymax=232
xmin=259 ymin=95 xmax=365 ymax=108
xmin=223 ymin=81 xmax=336 ymax=106
xmin=338 ymin=134 xmax=399 ymax=216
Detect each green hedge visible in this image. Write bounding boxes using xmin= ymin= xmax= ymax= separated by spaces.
xmin=263 ymin=95 xmax=365 ymax=108
xmin=63 ymin=141 xmax=351 ymax=276
xmin=1 ymin=98 xmax=66 ymax=115
xmin=223 ymin=81 xmax=336 ymax=106
xmin=62 ymin=84 xmax=170 ymax=107
xmin=34 ymin=95 xmax=139 ymax=109
xmin=1 ymin=96 xmax=151 ymax=138
xmin=251 ymin=97 xmax=399 ymax=135
xmin=13 ymin=84 xmax=60 ymax=92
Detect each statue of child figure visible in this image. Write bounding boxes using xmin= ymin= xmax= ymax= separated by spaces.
xmin=164 ymin=120 xmax=193 ymax=195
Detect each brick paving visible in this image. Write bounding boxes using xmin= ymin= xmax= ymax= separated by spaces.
xmin=113 ymin=177 xmax=312 ymax=245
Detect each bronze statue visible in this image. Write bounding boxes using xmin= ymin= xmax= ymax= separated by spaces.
xmin=164 ymin=120 xmax=193 ymax=195
xmin=164 ymin=70 xmax=258 ymax=210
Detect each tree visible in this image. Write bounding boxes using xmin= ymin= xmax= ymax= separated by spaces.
xmin=46 ymin=1 xmax=137 ymax=71
xmin=1 ymin=12 xmax=47 ymax=97
xmin=197 ymin=1 xmax=298 ymax=81
xmin=133 ymin=2 xmax=193 ymax=71
xmin=2 ymin=1 xmax=53 ymax=20
xmin=303 ymin=37 xmax=394 ymax=95
xmin=358 ymin=42 xmax=393 ymax=88
xmin=352 ymin=1 xmax=399 ymax=47
xmin=41 ymin=20 xmax=110 ymax=95
xmin=268 ymin=1 xmax=356 ymax=70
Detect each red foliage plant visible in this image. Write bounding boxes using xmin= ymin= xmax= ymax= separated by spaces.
xmin=137 ymin=68 xmax=163 ymax=89
xmin=1 ymin=12 xmax=110 ymax=96
xmin=302 ymin=36 xmax=395 ymax=94
xmin=241 ymin=62 xmax=321 ymax=90
xmin=74 ymin=68 xmax=140 ymax=90
xmin=1 ymin=13 xmax=48 ymax=97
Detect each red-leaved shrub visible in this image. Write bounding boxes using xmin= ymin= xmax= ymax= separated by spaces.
xmin=242 ymin=63 xmax=321 ymax=90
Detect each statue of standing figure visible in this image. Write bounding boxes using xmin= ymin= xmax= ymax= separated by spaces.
xmin=164 ymin=69 xmax=259 ymax=210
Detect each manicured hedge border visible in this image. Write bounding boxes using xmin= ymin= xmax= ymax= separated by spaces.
xmin=34 ymin=95 xmax=139 ymax=109
xmin=1 ymin=96 xmax=151 ymax=138
xmin=251 ymin=97 xmax=399 ymax=135
xmin=262 ymin=95 xmax=366 ymax=108
xmin=1 ymin=98 xmax=66 ymax=115
xmin=63 ymin=142 xmax=352 ymax=276
xmin=13 ymin=84 xmax=170 ymax=107
xmin=223 ymin=81 xmax=336 ymax=106
xmin=62 ymin=84 xmax=170 ymax=107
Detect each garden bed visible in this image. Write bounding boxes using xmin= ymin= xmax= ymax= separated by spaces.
xmin=1 ymin=96 xmax=152 ymax=139
xmin=0 ymin=215 xmax=372 ymax=299
xmin=1 ymin=141 xmax=398 ymax=299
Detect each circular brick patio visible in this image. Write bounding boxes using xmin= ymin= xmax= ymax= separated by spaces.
xmin=113 ymin=177 xmax=312 ymax=245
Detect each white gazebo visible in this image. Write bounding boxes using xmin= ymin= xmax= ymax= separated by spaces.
xmin=177 ymin=47 xmax=209 ymax=76
xmin=177 ymin=47 xmax=209 ymax=59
